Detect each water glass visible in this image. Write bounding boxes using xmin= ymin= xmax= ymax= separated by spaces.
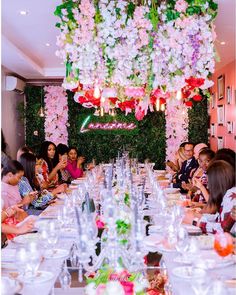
xmin=58 ymin=260 xmax=71 ymax=290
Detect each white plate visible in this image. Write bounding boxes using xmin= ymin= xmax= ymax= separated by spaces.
xmin=164 ymin=188 xmax=180 ymax=194
xmin=144 ymin=234 xmax=163 ymax=246
xmin=1 ymin=249 xmax=16 ymax=262
xmin=196 ymin=251 xmax=235 ymax=269
xmin=155 ymin=244 xmax=177 ymax=253
xmin=172 ymin=266 xmax=206 ymax=279
xmin=195 ymin=235 xmax=214 ymax=249
xmin=183 ymin=224 xmax=202 ymax=234
xmin=18 ymin=271 xmax=54 ymax=284
xmin=174 ymin=255 xmax=195 ymax=264
xmin=44 ymin=249 xmax=69 ymax=259
xmin=1 ymin=277 xmax=22 ymax=295
xmin=12 ymin=233 xmax=39 ymax=244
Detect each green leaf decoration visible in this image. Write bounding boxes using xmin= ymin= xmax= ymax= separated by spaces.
xmin=126 ymin=2 xmax=135 ymax=23
xmin=149 ymin=7 xmax=159 ymax=31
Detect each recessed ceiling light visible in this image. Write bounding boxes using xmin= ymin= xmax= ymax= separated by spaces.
xmin=220 ymin=41 xmax=226 ymax=45
xmin=19 ymin=10 xmax=29 ymax=15
xmin=45 ymin=43 xmax=50 ymax=47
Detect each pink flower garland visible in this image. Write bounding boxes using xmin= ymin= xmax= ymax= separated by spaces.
xmin=44 ymin=86 xmax=69 ymax=145
xmin=165 ymin=97 xmax=189 ymax=164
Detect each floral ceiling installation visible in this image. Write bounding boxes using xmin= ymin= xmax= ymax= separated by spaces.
xmin=55 ymin=0 xmax=218 ymax=120
xmin=44 ymin=86 xmax=69 ymax=145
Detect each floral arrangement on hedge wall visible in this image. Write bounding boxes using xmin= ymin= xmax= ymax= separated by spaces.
xmin=55 ymin=0 xmax=217 ymax=120
xmin=165 ymin=97 xmax=188 ymax=163
xmin=44 ymin=86 xmax=69 ymax=145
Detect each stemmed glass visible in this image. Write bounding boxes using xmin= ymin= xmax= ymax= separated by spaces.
xmin=175 ymin=226 xmax=189 ymax=258
xmin=47 ymin=221 xmax=59 ymax=256
xmin=214 ymin=232 xmax=233 ymax=258
xmin=16 ymin=247 xmax=28 ymax=277
xmin=25 ymin=242 xmax=42 ymax=278
xmin=58 ymin=260 xmax=71 ymax=290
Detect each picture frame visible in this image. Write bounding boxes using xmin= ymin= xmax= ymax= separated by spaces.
xmin=217 ymin=75 xmax=225 ymax=100
xmin=211 ymin=93 xmax=215 ymax=109
xmin=226 ymin=86 xmax=232 ymax=104
xmin=227 ymin=121 xmax=234 ymax=134
xmin=217 ymin=105 xmax=224 ymax=125
xmin=210 ymin=123 xmax=215 ymax=137
xmin=217 ymin=137 xmax=224 ymax=149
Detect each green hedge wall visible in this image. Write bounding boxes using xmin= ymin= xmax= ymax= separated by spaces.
xmin=25 ymin=86 xmax=45 ymax=153
xmin=22 ymin=86 xmax=208 ymax=167
xmin=188 ymin=98 xmax=209 ymax=145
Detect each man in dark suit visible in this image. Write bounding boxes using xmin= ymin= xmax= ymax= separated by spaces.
xmin=173 ymin=142 xmax=199 ymax=192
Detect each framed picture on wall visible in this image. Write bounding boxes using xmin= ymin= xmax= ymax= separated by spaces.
xmin=217 ymin=137 xmax=224 ymax=149
xmin=211 ymin=93 xmax=215 ymax=109
xmin=226 ymin=86 xmax=232 ymax=104
xmin=227 ymin=121 xmax=234 ymax=134
xmin=217 ymin=75 xmax=225 ymax=100
xmin=217 ymin=105 xmax=224 ymax=125
xmin=210 ymin=123 xmax=215 ymax=137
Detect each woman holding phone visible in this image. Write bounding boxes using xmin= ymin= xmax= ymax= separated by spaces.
xmin=37 ymin=141 xmax=67 ymax=192
xmin=18 ymin=153 xmax=65 ymax=211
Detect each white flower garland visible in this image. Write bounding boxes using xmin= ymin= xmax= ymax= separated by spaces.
xmin=44 ymin=86 xmax=69 ymax=145
xmin=165 ymin=96 xmax=189 ymax=162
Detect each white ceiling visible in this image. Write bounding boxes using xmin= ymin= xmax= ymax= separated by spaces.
xmin=1 ymin=0 xmax=235 ymax=80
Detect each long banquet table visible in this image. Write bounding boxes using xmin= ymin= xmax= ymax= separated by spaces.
xmin=1 ymin=168 xmax=236 ymax=295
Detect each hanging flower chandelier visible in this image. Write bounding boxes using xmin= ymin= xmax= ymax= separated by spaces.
xmin=55 ymin=0 xmax=218 ymax=120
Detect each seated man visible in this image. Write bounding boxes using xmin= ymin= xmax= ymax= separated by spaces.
xmin=173 ymin=142 xmax=198 ymax=193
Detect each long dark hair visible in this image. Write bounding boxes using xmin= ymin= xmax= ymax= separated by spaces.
xmin=213 ymin=148 xmax=235 ymax=169
xmin=1 ymin=160 xmax=24 ymax=177
xmin=207 ymin=160 xmax=235 ymax=211
xmin=1 ymin=130 xmax=7 ymax=153
xmin=18 ymin=152 xmax=37 ymax=189
xmin=38 ymin=141 xmax=58 ymax=172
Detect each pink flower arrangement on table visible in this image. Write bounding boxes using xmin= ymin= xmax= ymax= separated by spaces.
xmin=85 ymin=268 xmax=149 ymax=295
xmin=44 ymin=86 xmax=68 ymax=145
xmin=55 ymin=0 xmax=218 ymax=119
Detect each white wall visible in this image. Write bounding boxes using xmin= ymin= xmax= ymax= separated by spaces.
xmin=1 ymin=68 xmax=25 ymax=159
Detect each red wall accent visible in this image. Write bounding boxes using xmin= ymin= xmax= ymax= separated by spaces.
xmin=209 ymin=60 xmax=236 ymax=151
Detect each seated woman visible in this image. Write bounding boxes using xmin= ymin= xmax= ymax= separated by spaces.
xmin=1 ymin=160 xmax=35 ymax=209
xmin=183 ymin=160 xmax=236 ymax=234
xmin=1 ymin=201 xmax=35 ymax=242
xmin=193 ymin=142 xmax=208 ymax=160
xmin=16 ymin=145 xmax=34 ymax=161
xmin=166 ymin=144 xmax=187 ymax=173
xmin=18 ymin=152 xmax=62 ymax=211
xmin=37 ymin=141 xmax=67 ymax=192
xmin=56 ymin=143 xmax=71 ymax=183
xmin=65 ymin=147 xmax=84 ymax=179
xmin=183 ymin=149 xmax=215 ymax=204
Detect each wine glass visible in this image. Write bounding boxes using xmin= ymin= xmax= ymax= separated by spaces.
xmin=47 ymin=221 xmax=59 ymax=256
xmin=25 ymin=242 xmax=42 ymax=278
xmin=16 ymin=247 xmax=28 ymax=277
xmin=214 ymin=232 xmax=233 ymax=258
xmin=175 ymin=226 xmax=189 ymax=258
xmin=58 ymin=260 xmax=71 ymax=290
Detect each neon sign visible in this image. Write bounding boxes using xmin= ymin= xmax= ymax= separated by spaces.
xmin=80 ymin=115 xmax=137 ymax=133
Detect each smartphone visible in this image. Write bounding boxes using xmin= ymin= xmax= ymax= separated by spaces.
xmin=61 ymin=154 xmax=68 ymax=162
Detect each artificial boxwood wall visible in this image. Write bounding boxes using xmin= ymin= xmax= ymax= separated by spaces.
xmin=23 ymin=86 xmax=208 ymax=168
